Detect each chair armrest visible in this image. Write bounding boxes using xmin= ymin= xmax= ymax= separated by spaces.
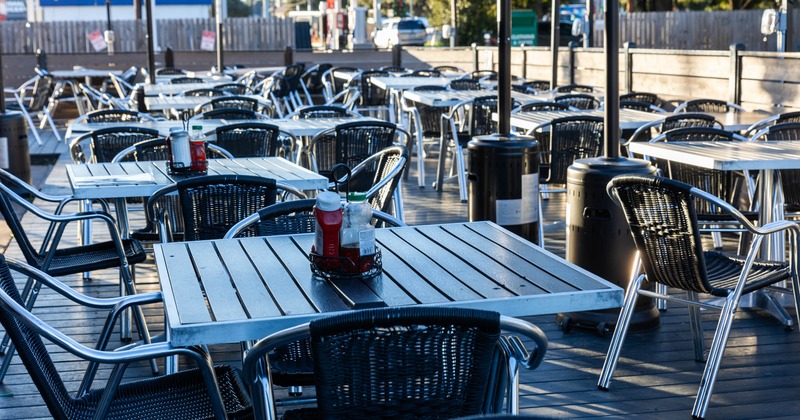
xmin=499 ymin=315 xmax=548 ymax=370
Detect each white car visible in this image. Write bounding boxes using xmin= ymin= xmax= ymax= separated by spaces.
xmin=372 ymin=18 xmax=429 ymax=49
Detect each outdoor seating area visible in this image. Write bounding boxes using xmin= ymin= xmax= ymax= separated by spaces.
xmin=2 ymin=56 xmax=800 ymax=420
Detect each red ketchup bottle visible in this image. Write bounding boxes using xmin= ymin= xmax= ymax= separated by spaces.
xmin=189 ymin=125 xmax=208 ymax=173
xmin=313 ymin=191 xmax=343 ymax=271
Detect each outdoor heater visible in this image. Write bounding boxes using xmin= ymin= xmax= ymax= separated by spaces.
xmin=557 ymin=0 xmax=658 ymax=334
xmin=467 ymin=0 xmax=540 ymax=244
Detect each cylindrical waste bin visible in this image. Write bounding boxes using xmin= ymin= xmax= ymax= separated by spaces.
xmin=468 ymin=133 xmax=539 ymax=245
xmin=0 ymin=112 xmax=31 ymax=193
xmin=557 ymin=156 xmax=659 ymax=335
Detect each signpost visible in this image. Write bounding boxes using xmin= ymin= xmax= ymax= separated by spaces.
xmin=510 ymin=10 xmax=537 ymax=47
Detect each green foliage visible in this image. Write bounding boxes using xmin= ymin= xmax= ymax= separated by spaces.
xmin=227 ymin=0 xmax=252 ymax=17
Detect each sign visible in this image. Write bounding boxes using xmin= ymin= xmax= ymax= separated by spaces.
xmin=200 ymin=30 xmax=216 ymax=51
xmin=87 ymin=30 xmax=107 ymax=52
xmin=511 ymin=10 xmax=537 ymax=47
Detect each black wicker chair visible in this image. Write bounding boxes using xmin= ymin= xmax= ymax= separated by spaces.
xmin=213 ymin=122 xmax=288 ymax=158
xmin=155 ymin=67 xmax=186 ymax=75
xmin=469 ymin=70 xmax=497 ymax=80
xmin=335 ymin=145 xmax=409 ymax=218
xmin=433 ymin=65 xmax=465 ymax=73
xmin=195 ymin=95 xmax=272 ymax=116
xmin=620 ymin=91 xmax=666 ymax=108
xmin=190 ymin=108 xmax=267 ymax=121
xmin=214 ymin=82 xmax=250 ymax=95
xmin=378 ymin=65 xmax=411 ymax=74
xmin=285 ymin=105 xmax=361 ymax=119
xmin=0 ymin=180 xmax=151 ymax=380
xmin=623 ymin=112 xmax=722 ymax=153
xmin=553 ymin=93 xmax=601 ymax=110
xmin=69 ymin=126 xmax=162 ymax=164
xmin=82 ymin=108 xmax=157 ymax=123
xmin=147 ymin=175 xmax=302 ymax=243
xmin=407 ymin=69 xmax=442 ymax=77
xmin=5 ymin=73 xmax=61 ymax=144
xmin=750 ymin=122 xmax=800 ymax=217
xmin=675 ymin=99 xmax=745 ymax=113
xmin=512 ymin=101 xmax=575 ymax=113
xmin=303 ymin=120 xmax=400 ymax=192
xmin=183 ymin=88 xmax=227 ymax=97
xmin=401 ymin=85 xmax=450 ymax=187
xmin=300 ymin=63 xmax=333 ymax=95
xmin=599 ymin=174 xmax=800 ymax=419
xmin=0 ymin=255 xmax=253 ymax=419
xmin=449 ymin=78 xmax=483 ymax=91
xmin=555 ymin=84 xmax=594 ymax=93
xmin=619 ymin=100 xmax=666 ymax=113
xmin=357 ymin=70 xmax=393 ymax=120
xmin=743 ymin=110 xmax=800 ymax=137
xmin=243 ymin=306 xmax=548 ymax=419
xmin=436 ymin=96 xmax=505 ymax=202
xmin=169 ymin=76 xmax=205 ymax=84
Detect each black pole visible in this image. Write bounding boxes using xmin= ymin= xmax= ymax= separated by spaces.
xmin=216 ymin=0 xmax=224 ymax=72
xmin=498 ymin=0 xmax=511 ymax=135
xmin=145 ymin=0 xmax=155 ymax=84
xmin=0 ymin=35 xmax=5 ymax=113
xmin=603 ymin=0 xmax=619 ymax=158
xmin=135 ymin=0 xmax=142 ymax=20
xmin=550 ymin=0 xmax=560 ymax=89
xmin=106 ymin=0 xmax=112 ymax=31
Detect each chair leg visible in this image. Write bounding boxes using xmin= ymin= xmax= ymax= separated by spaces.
xmin=598 ymin=273 xmax=646 ymax=390
xmin=687 ymin=291 xmax=706 ymax=362
xmin=454 ymin=145 xmax=468 ymax=202
xmin=656 ymin=283 xmax=668 ymax=311
xmin=692 ymin=295 xmax=738 ymax=419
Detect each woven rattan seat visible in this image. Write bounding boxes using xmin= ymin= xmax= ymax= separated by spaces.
xmin=599 ymin=174 xmax=800 ymax=419
xmin=0 ymin=255 xmax=253 ymax=419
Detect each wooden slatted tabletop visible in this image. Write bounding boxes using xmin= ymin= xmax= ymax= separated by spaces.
xmin=154 ymin=221 xmax=623 ymax=347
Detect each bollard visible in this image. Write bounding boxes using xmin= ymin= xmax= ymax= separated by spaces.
xmin=284 ymin=45 xmax=294 ymax=65
xmin=472 ymin=43 xmax=479 ymax=72
xmin=729 ymin=43 xmax=745 ymax=105
xmin=165 ymin=47 xmax=174 ymax=68
xmin=624 ymin=42 xmax=636 ymax=94
xmin=391 ymin=44 xmax=402 ymax=67
xmin=35 ymin=49 xmax=47 ymax=72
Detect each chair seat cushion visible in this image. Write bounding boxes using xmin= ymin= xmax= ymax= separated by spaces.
xmin=39 ymin=239 xmax=146 ymax=277
xmin=79 ymin=365 xmax=252 ymax=419
xmin=704 ymin=250 xmax=791 ymax=296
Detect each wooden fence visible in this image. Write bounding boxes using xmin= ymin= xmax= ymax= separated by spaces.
xmin=0 ymin=17 xmax=295 ymax=54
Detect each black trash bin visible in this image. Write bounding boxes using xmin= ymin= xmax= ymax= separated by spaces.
xmin=556 ymin=156 xmax=659 ymax=335
xmin=468 ymin=133 xmax=540 ymax=245
xmin=0 ymin=112 xmax=31 ymax=192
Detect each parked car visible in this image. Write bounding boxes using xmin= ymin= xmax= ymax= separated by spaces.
xmin=372 ymin=17 xmax=429 ymax=49
xmin=536 ymin=20 xmax=583 ymax=46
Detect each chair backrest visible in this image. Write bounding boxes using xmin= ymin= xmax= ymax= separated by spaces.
xmin=170 ymin=76 xmax=205 ymax=84
xmin=309 ymin=306 xmax=501 ymax=419
xmin=553 ymin=93 xmax=600 ymax=110
xmin=214 ymin=83 xmax=250 ymax=95
xmin=301 ymin=63 xmax=333 ymax=94
xmin=74 ymin=126 xmax=161 ymax=163
xmin=356 ymin=145 xmax=408 ymax=214
xmin=620 ymin=92 xmax=662 ymax=106
xmin=449 ymin=79 xmax=483 ymax=91
xmin=541 ymin=116 xmax=604 ymax=184
xmin=521 ymin=80 xmax=551 ymax=92
xmin=513 ymin=101 xmax=573 ymax=112
xmin=433 ymin=65 xmax=464 ymax=73
xmin=214 ymin=122 xmax=282 ymax=157
xmin=608 ymin=174 xmax=718 ymax=294
xmin=28 ymin=74 xmax=56 ymax=111
xmin=677 ymin=99 xmax=742 ymax=113
xmin=652 ymin=126 xmax=745 ymax=214
xmin=0 ymin=255 xmax=75 ymax=418
xmin=408 ymin=69 xmax=441 ymax=77
xmin=175 ymin=175 xmax=280 ymax=241
xmin=750 ymin=122 xmax=800 ymax=207
xmin=775 ymin=111 xmax=800 ymax=124
xmin=469 ymin=70 xmax=497 ymax=80
xmin=155 ymin=67 xmax=186 ymax=75
xmin=84 ymin=109 xmax=151 ymax=123
xmin=224 ymin=198 xmax=406 ymax=238
xmin=204 ymin=96 xmax=264 ymax=112
xmin=359 ymin=70 xmax=390 ymax=106
xmin=193 ymin=108 xmax=261 ymax=120
xmin=278 ymin=63 xmax=306 ymax=91
xmin=309 ymin=121 xmax=399 ymax=189
xmin=660 ymin=113 xmax=721 ymax=132
xmin=184 ymin=88 xmax=226 ymax=97
xmin=0 ymin=185 xmax=45 ymax=268
xmin=620 ymin=100 xmax=664 ymax=113
xmin=556 ymin=84 xmax=594 ymax=93
xmin=288 ymin=105 xmax=359 ymax=119
xmin=468 ymin=96 xmax=501 ymax=138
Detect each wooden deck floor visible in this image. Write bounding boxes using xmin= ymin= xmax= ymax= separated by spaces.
xmin=2 ymin=129 xmax=800 ymax=419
